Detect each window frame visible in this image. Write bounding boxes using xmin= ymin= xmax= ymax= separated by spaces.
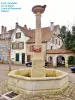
xmin=18 ymin=42 xmax=24 ymax=49
xmin=16 ymin=32 xmax=21 ymax=39
xmin=12 ymin=42 xmax=19 ymax=49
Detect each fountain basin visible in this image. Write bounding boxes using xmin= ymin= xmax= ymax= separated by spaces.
xmin=32 ymin=5 xmax=46 ymax=14
xmin=8 ymin=68 xmax=68 ymax=94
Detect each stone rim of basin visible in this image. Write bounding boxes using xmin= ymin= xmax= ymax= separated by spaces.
xmin=8 ymin=68 xmax=68 ymax=80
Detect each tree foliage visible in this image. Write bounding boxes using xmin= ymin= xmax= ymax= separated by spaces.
xmin=68 ymin=56 xmax=75 ymax=65
xmin=60 ymin=26 xmax=66 ymax=43
xmin=60 ymin=26 xmax=75 ymax=52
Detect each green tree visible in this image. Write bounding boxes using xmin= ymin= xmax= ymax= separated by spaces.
xmin=72 ymin=26 xmax=75 ymax=35
xmin=60 ymin=25 xmax=75 ymax=52
xmin=60 ymin=26 xmax=66 ymax=43
xmin=68 ymin=56 xmax=75 ymax=65
xmin=64 ymin=31 xmax=71 ymax=49
xmin=71 ymin=26 xmax=75 ymax=52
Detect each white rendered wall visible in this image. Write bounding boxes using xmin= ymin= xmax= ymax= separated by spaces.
xmin=11 ymin=28 xmax=30 ymax=64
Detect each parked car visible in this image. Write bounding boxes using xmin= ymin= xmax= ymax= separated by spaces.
xmin=45 ymin=60 xmax=49 ymax=67
xmin=26 ymin=61 xmax=32 ymax=67
xmin=71 ymin=66 xmax=75 ymax=73
xmin=26 ymin=61 xmax=49 ymax=67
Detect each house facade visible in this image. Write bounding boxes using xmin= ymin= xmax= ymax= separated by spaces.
xmin=0 ymin=22 xmax=64 ymax=66
xmin=0 ymin=39 xmax=9 ymax=63
xmin=26 ymin=23 xmax=62 ymax=62
xmin=46 ymin=48 xmax=73 ymax=67
xmin=0 ymin=26 xmax=11 ymax=63
xmin=10 ymin=23 xmax=30 ymax=64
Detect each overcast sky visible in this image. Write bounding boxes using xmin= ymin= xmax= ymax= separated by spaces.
xmin=0 ymin=0 xmax=75 ymax=32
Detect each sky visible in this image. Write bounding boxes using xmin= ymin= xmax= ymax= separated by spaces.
xmin=0 ymin=0 xmax=75 ymax=32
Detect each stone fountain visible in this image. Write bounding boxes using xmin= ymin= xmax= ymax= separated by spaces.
xmin=31 ymin=5 xmax=46 ymax=77
xmin=8 ymin=5 xmax=68 ymax=94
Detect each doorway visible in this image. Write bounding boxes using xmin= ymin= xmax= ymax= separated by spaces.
xmin=16 ymin=53 xmax=19 ymax=61
xmin=22 ymin=53 xmax=25 ymax=64
xmin=57 ymin=56 xmax=65 ymax=67
xmin=27 ymin=55 xmax=31 ymax=62
xmin=48 ymin=56 xmax=53 ymax=64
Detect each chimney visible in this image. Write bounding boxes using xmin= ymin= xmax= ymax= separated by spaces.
xmin=50 ymin=22 xmax=54 ymax=31
xmin=1 ymin=25 xmax=4 ymax=34
xmin=24 ymin=24 xmax=27 ymax=29
xmin=29 ymin=27 xmax=31 ymax=30
xmin=15 ymin=22 xmax=19 ymax=28
xmin=4 ymin=26 xmax=7 ymax=33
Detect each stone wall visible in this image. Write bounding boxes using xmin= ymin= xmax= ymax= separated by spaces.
xmin=46 ymin=53 xmax=74 ymax=67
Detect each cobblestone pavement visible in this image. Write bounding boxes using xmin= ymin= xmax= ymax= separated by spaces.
xmin=0 ymin=64 xmax=75 ymax=100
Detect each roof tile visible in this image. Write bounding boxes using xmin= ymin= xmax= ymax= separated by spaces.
xmin=47 ymin=49 xmax=72 ymax=54
xmin=26 ymin=25 xmax=59 ymax=43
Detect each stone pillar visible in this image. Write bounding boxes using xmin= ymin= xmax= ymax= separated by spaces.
xmin=53 ymin=56 xmax=57 ymax=67
xmin=65 ymin=57 xmax=68 ymax=67
xmin=31 ymin=5 xmax=46 ymax=77
xmin=35 ymin=13 xmax=41 ymax=44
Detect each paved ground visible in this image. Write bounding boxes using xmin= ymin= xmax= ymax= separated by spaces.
xmin=56 ymin=67 xmax=75 ymax=83
xmin=0 ymin=64 xmax=74 ymax=82
xmin=0 ymin=64 xmax=75 ymax=100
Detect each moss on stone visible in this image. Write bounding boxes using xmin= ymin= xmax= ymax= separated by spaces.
xmin=15 ymin=69 xmax=61 ymax=77
xmin=15 ymin=69 xmax=31 ymax=77
xmin=46 ymin=69 xmax=61 ymax=77
xmin=46 ymin=70 xmax=56 ymax=77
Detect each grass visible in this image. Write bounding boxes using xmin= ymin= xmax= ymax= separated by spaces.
xmin=4 ymin=69 xmax=12 ymax=72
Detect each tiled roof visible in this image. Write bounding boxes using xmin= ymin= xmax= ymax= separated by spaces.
xmin=6 ymin=25 xmax=59 ymax=43
xmin=20 ymin=26 xmax=34 ymax=38
xmin=59 ymin=44 xmax=65 ymax=49
xmin=47 ymin=49 xmax=72 ymax=54
xmin=8 ymin=29 xmax=15 ymax=33
xmin=7 ymin=26 xmax=34 ymax=38
xmin=26 ymin=25 xmax=59 ymax=43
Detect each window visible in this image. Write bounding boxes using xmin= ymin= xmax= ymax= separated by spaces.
xmin=56 ymin=39 xmax=57 ymax=44
xmin=16 ymin=32 xmax=21 ymax=38
xmin=12 ymin=42 xmax=24 ymax=49
xmin=52 ymin=37 xmax=54 ymax=43
xmin=19 ymin=42 xmax=24 ymax=49
xmin=12 ymin=43 xmax=17 ymax=49
xmin=3 ymin=54 xmax=7 ymax=61
xmin=59 ymin=41 xmax=60 ymax=45
xmin=51 ymin=46 xmax=53 ymax=50
xmin=12 ymin=42 xmax=19 ymax=49
xmin=16 ymin=53 xmax=19 ymax=61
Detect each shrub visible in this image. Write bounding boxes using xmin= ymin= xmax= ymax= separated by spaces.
xmin=68 ymin=56 xmax=75 ymax=65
